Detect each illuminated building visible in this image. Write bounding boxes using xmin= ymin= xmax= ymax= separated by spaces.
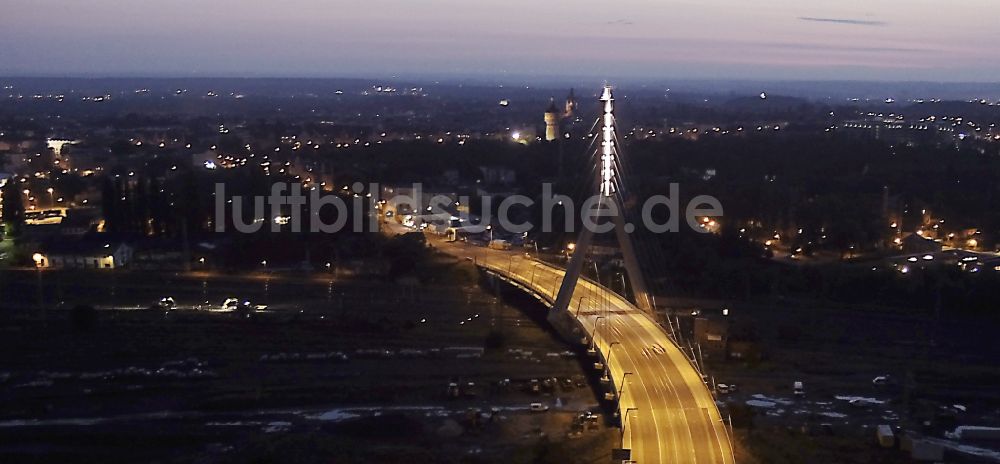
xmin=544 ymin=99 xmax=560 ymax=141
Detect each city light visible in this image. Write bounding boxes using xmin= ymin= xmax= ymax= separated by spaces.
xmin=0 ymin=30 xmax=996 ymax=464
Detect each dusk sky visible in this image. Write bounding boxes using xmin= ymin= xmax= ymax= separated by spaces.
xmin=2 ymin=0 xmax=998 ymax=81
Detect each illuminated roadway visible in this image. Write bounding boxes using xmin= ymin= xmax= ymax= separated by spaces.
xmin=461 ymin=244 xmax=734 ymax=464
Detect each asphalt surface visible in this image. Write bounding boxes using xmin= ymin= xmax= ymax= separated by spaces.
xmin=452 ymin=243 xmax=735 ymax=464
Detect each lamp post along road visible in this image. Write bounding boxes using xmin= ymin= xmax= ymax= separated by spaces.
xmin=576 ymin=295 xmax=588 ymax=317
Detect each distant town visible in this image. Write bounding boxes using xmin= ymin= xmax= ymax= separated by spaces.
xmin=2 ymin=77 xmax=1000 ymax=464
xmin=2 ymin=79 xmax=998 ymax=277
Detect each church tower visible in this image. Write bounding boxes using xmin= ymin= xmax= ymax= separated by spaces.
xmin=544 ymin=98 xmax=560 ymax=141
xmin=564 ymin=88 xmax=578 ymax=118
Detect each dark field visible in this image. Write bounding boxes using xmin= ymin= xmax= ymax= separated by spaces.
xmin=0 ymin=271 xmax=615 ymax=463
xmin=670 ymin=296 xmax=1000 ymax=464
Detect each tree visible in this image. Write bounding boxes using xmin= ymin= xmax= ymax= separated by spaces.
xmin=384 ymin=232 xmax=427 ymax=279
xmin=2 ymin=181 xmax=25 ymax=237
xmin=100 ymin=176 xmax=121 ymax=233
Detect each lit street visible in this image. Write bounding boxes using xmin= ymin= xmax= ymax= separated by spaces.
xmin=442 ymin=241 xmax=734 ymax=463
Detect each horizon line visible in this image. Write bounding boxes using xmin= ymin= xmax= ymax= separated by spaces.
xmin=2 ymin=73 xmax=1000 ymax=87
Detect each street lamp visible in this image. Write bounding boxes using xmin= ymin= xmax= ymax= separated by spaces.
xmin=621 ymin=407 xmax=639 ymax=440
xmin=46 ymin=187 xmax=54 ymax=206
xmin=32 ymin=253 xmax=44 ymax=309
xmin=590 ymin=316 xmax=606 ymax=358
xmin=604 ymin=341 xmax=622 ymax=375
xmin=617 ymin=371 xmax=634 ymax=404
xmin=261 ymin=260 xmax=270 ymax=301
xmin=592 ymin=316 xmax=605 ymax=341
xmin=575 ymin=296 xmax=588 ymax=318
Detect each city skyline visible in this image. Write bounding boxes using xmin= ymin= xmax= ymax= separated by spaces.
xmin=2 ymin=0 xmax=999 ymax=82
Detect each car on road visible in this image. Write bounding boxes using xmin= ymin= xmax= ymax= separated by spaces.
xmin=529 ymin=402 xmax=549 ymax=412
xmin=793 ymin=381 xmax=805 ymax=397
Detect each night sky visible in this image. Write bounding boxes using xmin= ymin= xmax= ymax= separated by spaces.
xmin=2 ymin=0 xmax=997 ymax=81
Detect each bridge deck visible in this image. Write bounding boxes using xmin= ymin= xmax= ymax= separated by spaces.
xmin=478 ymin=253 xmax=734 ymax=464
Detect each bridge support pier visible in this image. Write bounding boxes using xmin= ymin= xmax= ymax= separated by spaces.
xmin=546 ymin=304 xmax=584 ymax=342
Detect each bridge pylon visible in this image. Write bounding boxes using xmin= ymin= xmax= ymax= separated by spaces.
xmin=552 ymin=85 xmax=654 ymax=316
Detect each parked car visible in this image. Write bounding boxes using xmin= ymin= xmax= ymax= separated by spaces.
xmin=157 ymin=297 xmax=176 ymax=310
xmin=222 ymin=298 xmax=267 ymax=312
xmin=578 ymin=410 xmax=600 ymax=424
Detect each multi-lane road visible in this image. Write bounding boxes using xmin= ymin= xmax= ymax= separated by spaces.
xmin=451 ymin=244 xmax=734 ymax=464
